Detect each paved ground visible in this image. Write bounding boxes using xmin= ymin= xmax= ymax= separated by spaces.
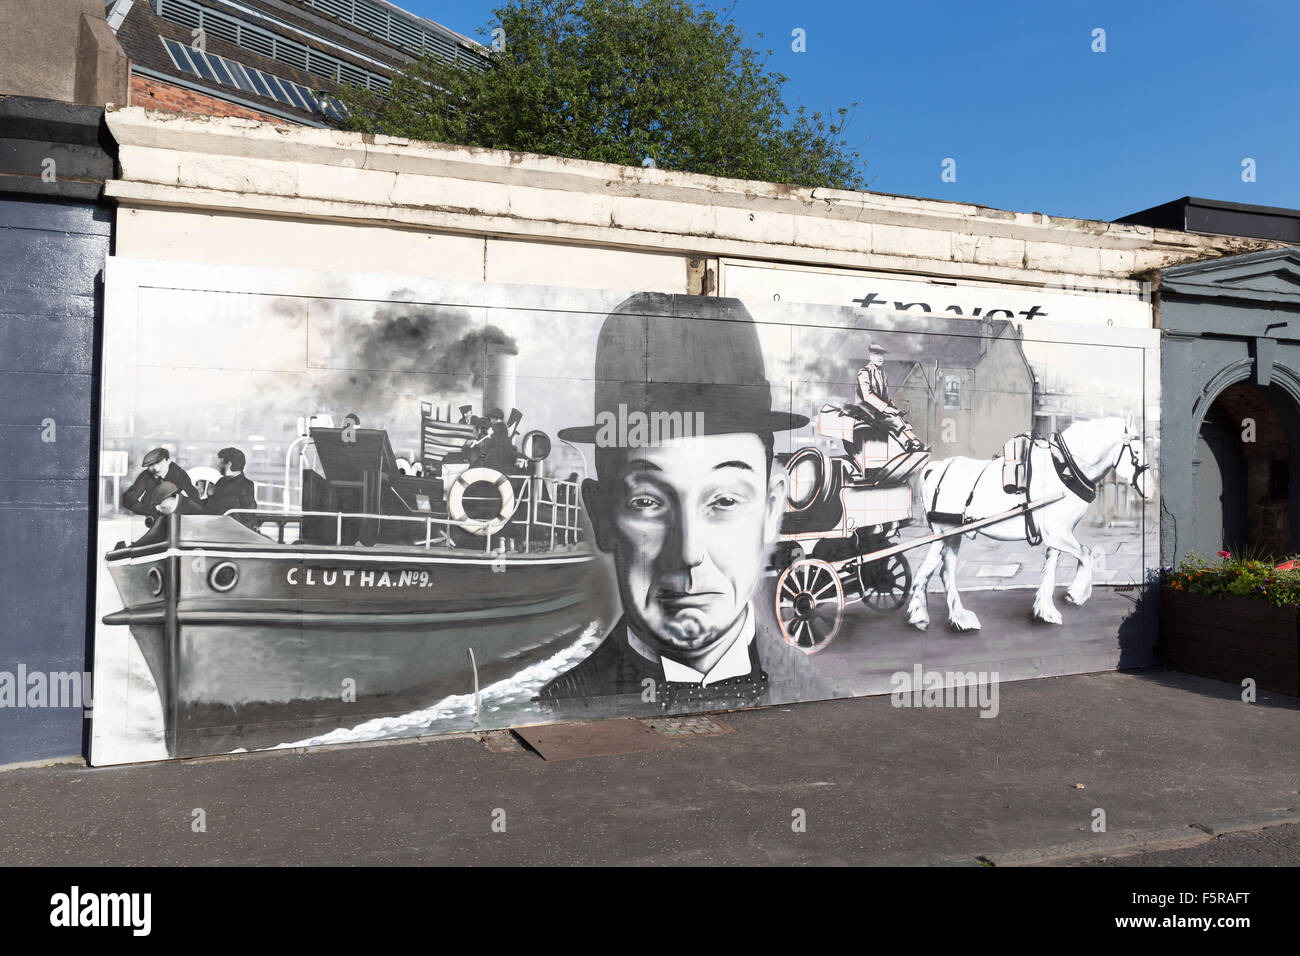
xmin=802 ymin=586 xmax=1145 ymax=699
xmin=895 ymin=514 xmax=1153 ymax=590
xmin=1076 ymin=823 xmax=1300 ymax=866
xmin=1 ymin=667 xmax=1297 ymax=866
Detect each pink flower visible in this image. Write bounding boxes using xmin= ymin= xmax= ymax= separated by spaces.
xmin=1217 ymin=550 xmax=1231 ymax=559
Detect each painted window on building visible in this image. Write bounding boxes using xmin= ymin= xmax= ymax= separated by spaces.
xmin=944 ymin=375 xmax=962 ymax=408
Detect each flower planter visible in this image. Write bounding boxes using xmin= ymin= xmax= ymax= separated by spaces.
xmin=1160 ymin=589 xmax=1300 ymax=696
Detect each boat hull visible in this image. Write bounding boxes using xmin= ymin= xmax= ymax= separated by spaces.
xmin=104 ymin=516 xmax=602 ymax=756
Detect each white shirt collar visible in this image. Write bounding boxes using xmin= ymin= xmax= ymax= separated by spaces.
xmin=624 ymin=609 xmax=756 ymax=686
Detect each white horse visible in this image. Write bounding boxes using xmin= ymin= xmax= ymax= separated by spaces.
xmin=906 ymin=417 xmax=1149 ymax=631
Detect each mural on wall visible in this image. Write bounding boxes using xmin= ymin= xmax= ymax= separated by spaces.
xmin=90 ymin=259 xmax=1159 ymax=764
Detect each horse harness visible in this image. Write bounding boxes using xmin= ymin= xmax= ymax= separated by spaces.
xmin=924 ymin=430 xmax=1146 ymax=546
xmin=1050 ymin=431 xmax=1098 ymax=503
xmin=1053 ymin=430 xmax=1149 ymax=503
xmin=927 ymin=455 xmax=1037 ymax=541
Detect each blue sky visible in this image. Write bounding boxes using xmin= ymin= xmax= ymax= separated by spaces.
xmin=400 ymin=0 xmax=1298 ymax=221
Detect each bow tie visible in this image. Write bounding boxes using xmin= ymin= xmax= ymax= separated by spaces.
xmin=657 ymin=669 xmax=769 ymax=710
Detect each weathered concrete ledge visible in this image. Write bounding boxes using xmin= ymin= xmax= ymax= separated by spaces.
xmin=103 ymin=106 xmax=1277 ymax=292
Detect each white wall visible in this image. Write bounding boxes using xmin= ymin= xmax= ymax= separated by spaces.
xmin=116 ymin=207 xmax=691 ymax=292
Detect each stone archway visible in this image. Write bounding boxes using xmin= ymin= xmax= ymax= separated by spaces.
xmin=1158 ymin=248 xmax=1300 ymax=565
xmin=1191 ymin=382 xmax=1300 ymax=560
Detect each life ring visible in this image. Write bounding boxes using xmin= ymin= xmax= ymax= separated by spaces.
xmin=447 ymin=467 xmax=515 ymax=536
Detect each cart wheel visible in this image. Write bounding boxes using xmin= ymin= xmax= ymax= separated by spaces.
xmin=854 ymin=553 xmax=911 ymax=612
xmin=774 ymin=558 xmax=844 ymax=654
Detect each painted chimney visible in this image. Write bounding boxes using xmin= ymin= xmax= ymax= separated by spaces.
xmin=482 ymin=344 xmax=517 ymax=415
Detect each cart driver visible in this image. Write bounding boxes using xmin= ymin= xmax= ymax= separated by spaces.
xmin=852 ymin=344 xmax=924 ymax=451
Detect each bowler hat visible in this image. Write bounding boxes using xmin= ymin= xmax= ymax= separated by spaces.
xmin=868 ymin=344 xmax=888 ymax=354
xmin=149 ymin=481 xmax=180 ymax=507
xmin=142 ymin=447 xmax=170 ymax=467
xmin=558 ymin=293 xmax=808 ymax=444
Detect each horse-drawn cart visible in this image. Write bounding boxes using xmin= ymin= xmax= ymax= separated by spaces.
xmin=771 ymin=404 xmax=1064 ymax=653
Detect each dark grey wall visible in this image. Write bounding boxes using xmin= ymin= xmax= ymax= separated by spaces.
xmin=1159 ymin=248 xmax=1300 ymax=566
xmin=0 ymin=196 xmax=107 ymax=763
xmin=0 ymin=97 xmax=113 ymax=764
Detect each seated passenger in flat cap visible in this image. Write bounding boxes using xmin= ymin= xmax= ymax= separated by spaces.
xmin=122 ymin=447 xmax=200 ymax=518
xmin=130 ymin=481 xmax=204 ymax=547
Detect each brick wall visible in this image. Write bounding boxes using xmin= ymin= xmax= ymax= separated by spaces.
xmin=130 ymin=74 xmax=289 ymax=124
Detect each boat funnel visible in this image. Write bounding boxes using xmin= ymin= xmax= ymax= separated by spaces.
xmin=482 ymin=344 xmax=517 ymax=417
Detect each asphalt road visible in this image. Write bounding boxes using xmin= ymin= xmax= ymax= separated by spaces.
xmin=1 ymin=667 xmax=1295 ymax=866
xmin=1077 ymin=823 xmax=1300 ymax=867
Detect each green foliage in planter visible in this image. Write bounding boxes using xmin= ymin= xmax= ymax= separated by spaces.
xmin=1164 ymin=551 xmax=1300 ymax=608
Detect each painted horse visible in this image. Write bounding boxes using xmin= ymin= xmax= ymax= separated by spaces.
xmin=906 ymin=417 xmax=1149 ymax=631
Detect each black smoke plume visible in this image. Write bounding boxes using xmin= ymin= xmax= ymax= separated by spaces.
xmin=316 ymin=298 xmax=519 ymax=434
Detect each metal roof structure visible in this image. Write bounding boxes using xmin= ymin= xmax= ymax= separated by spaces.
xmin=115 ymin=0 xmax=487 ymax=126
xmin=1116 ymin=197 xmax=1300 ymax=245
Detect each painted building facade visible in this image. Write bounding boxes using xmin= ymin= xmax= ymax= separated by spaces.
xmin=885 ymin=319 xmax=1036 ymax=463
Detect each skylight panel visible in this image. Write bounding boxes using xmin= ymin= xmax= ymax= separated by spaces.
xmin=223 ymin=59 xmax=258 ymax=95
xmin=162 ymin=38 xmax=200 ymax=77
xmin=187 ymin=49 xmax=220 ymax=84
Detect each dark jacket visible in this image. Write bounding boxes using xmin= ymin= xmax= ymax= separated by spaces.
xmin=858 ymin=364 xmax=890 ymax=404
xmin=467 ymin=423 xmax=515 ymax=473
xmin=484 ymin=423 xmax=515 ymax=474
xmin=204 ymin=474 xmax=257 ymax=518
xmin=122 ymin=462 xmax=201 ymax=516
xmin=129 ymin=498 xmax=204 ymax=547
xmin=539 ymin=612 xmax=837 ymax=711
xmin=131 ymin=515 xmax=173 ymax=549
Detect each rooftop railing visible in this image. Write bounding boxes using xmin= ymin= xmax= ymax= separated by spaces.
xmin=224 ymin=474 xmax=584 ymax=553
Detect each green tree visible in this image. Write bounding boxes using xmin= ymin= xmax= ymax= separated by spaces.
xmin=339 ymin=0 xmax=866 ymax=190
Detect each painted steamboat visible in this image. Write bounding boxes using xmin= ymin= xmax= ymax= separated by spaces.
xmin=103 ymin=396 xmax=598 ymax=757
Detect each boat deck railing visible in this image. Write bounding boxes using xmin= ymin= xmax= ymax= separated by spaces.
xmin=224 ymin=474 xmax=584 ymax=554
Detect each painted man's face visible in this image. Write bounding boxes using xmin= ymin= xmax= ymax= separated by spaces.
xmin=586 ymin=433 xmax=785 ymax=661
xmin=868 ymin=351 xmax=884 ymax=368
xmin=149 ymin=459 xmax=169 ymax=478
